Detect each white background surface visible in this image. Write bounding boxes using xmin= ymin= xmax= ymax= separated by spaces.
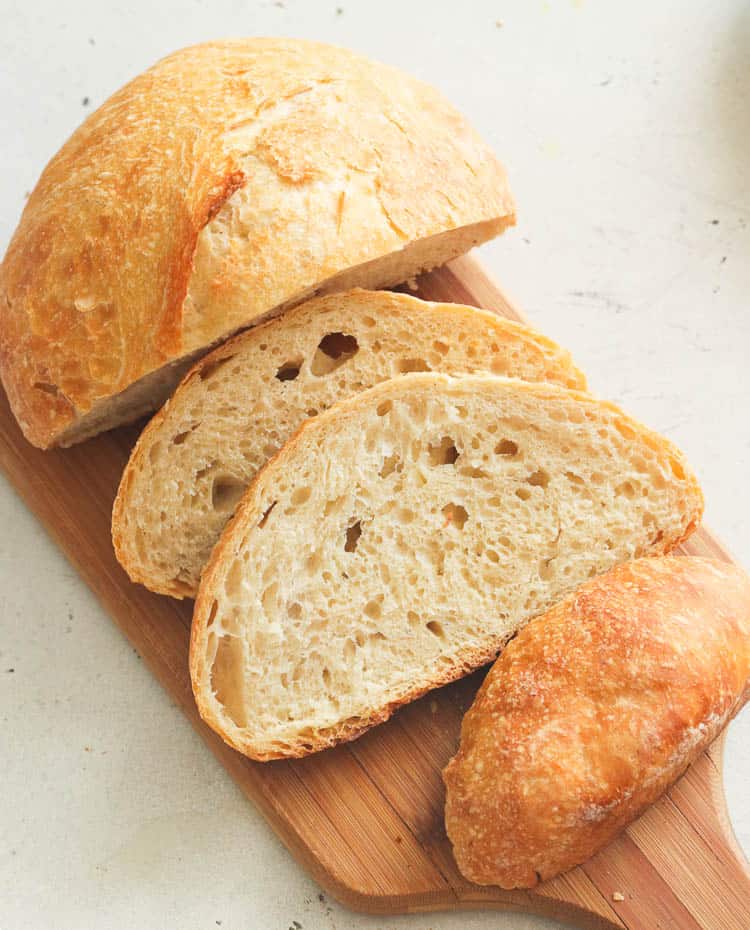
xmin=1 ymin=2 xmax=749 ymax=929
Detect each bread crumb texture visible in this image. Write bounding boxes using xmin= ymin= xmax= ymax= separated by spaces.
xmin=443 ymin=556 xmax=750 ymax=889
xmin=113 ymin=289 xmax=584 ymax=597
xmin=0 ymin=39 xmax=514 ymax=447
xmin=189 ymin=373 xmax=702 ymax=761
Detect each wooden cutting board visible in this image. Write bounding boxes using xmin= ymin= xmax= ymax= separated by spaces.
xmin=3 ymin=254 xmax=749 ymax=930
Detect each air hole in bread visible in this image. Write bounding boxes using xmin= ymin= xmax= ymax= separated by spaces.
xmin=495 ymin=438 xmax=519 ymax=457
xmin=210 ymin=634 xmax=247 ymax=728
xmin=526 ymin=469 xmax=550 ymax=489
xmin=344 ymin=520 xmax=362 ymax=553
xmin=206 ymin=599 xmax=218 ymax=627
xmin=258 ymin=501 xmax=277 ymax=528
xmin=362 ymin=316 xmax=376 ymax=328
xmin=443 ymin=502 xmax=469 ymax=530
xmin=433 ymin=340 xmax=449 ymax=355
xmin=460 ymin=465 xmax=489 ymax=479
xmin=397 ymin=357 xmax=431 ymax=373
xmin=291 ymin=486 xmax=312 ymax=506
xmin=224 ymin=558 xmax=245 ymax=599
xmin=324 ymin=495 xmax=345 ymax=517
xmin=426 ymin=620 xmax=446 ymax=640
xmin=172 ymin=423 xmax=200 ymax=445
xmin=288 ymin=602 xmax=302 ymax=620
xmin=211 ymin=476 xmax=246 ymax=512
xmin=199 ymin=355 xmax=235 ymax=381
xmin=322 ymin=667 xmax=331 ymax=688
xmin=364 ymin=599 xmax=382 ymax=620
xmin=539 ymin=558 xmax=554 ymax=580
xmin=304 ymin=552 xmax=321 ymax=574
xmin=262 ymin=582 xmax=278 ymax=615
xmin=516 ymin=486 xmax=531 ymax=501
xmin=276 ymin=359 xmax=303 ymax=381
xmin=310 ymin=332 xmax=359 ymax=376
xmin=429 ymin=436 xmax=459 ymax=466
xmin=306 ymin=408 xmax=318 ymax=417
xmin=486 ymin=549 xmax=500 ymax=563
xmin=379 ymin=453 xmax=400 ymax=478
xmin=376 ymin=400 xmax=392 ymax=417
xmin=615 ymin=480 xmax=636 ymax=499
xmin=407 ymin=610 xmax=420 ymax=627
xmin=565 ymin=471 xmax=585 ymax=486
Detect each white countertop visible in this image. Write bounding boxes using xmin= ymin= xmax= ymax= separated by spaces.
xmin=2 ymin=2 xmax=749 ymax=928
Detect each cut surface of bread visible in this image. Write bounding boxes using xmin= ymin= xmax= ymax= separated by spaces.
xmin=443 ymin=557 xmax=750 ymax=888
xmin=0 ymin=38 xmax=514 ymax=448
xmin=189 ymin=373 xmax=703 ymax=761
xmin=113 ymin=289 xmax=586 ymax=598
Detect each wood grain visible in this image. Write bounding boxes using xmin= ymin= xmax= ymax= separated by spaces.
xmin=2 ymin=253 xmax=749 ymax=930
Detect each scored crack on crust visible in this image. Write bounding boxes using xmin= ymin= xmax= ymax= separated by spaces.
xmin=111 ymin=287 xmax=586 ymax=599
xmin=189 ymin=372 xmax=703 ymax=761
xmin=0 ymin=39 xmax=515 ymax=448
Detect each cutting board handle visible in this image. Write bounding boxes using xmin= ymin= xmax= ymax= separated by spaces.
xmin=575 ymin=738 xmax=750 ymax=930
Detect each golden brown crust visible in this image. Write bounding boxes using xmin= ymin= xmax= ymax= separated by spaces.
xmin=0 ymin=39 xmax=514 ymax=448
xmin=443 ymin=556 xmax=750 ymax=889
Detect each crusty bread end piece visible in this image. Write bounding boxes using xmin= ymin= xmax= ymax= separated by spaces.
xmin=112 ymin=288 xmax=585 ymax=598
xmin=0 ymin=38 xmax=514 ymax=448
xmin=444 ymin=556 xmax=750 ymax=888
xmin=189 ymin=373 xmax=703 ymax=761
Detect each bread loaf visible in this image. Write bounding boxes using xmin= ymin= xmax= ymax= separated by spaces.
xmin=0 ymin=39 xmax=515 ymax=449
xmin=189 ymin=373 xmax=702 ymax=761
xmin=443 ymin=556 xmax=750 ymax=889
xmin=112 ymin=288 xmax=585 ymax=597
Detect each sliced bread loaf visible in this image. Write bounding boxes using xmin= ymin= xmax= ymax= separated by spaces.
xmin=189 ymin=372 xmax=703 ymax=761
xmin=112 ymin=289 xmax=585 ymax=598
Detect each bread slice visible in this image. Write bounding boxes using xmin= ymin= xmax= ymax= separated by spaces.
xmin=112 ymin=289 xmax=586 ymax=598
xmin=189 ymin=372 xmax=703 ymax=761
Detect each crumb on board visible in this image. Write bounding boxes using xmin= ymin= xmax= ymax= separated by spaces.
xmin=612 ymin=891 xmax=625 ymax=902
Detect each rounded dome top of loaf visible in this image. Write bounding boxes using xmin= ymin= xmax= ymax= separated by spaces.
xmin=0 ymin=38 xmax=515 ymax=448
